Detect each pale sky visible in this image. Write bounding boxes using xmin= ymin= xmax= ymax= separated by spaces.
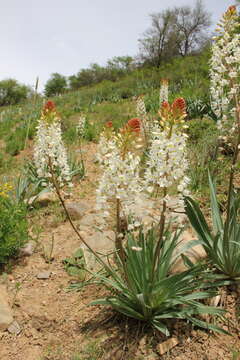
xmin=0 ymin=0 xmax=234 ymax=90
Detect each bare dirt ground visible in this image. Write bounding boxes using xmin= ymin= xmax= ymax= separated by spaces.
xmin=1 ymin=142 xmax=240 ymax=360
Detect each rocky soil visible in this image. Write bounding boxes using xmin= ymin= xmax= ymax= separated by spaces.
xmin=0 ymin=142 xmax=240 ymax=360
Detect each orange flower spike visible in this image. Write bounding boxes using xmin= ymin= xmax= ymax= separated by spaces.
xmin=159 ymin=101 xmax=171 ymax=119
xmin=161 ymin=79 xmax=169 ymax=85
xmin=172 ymin=97 xmax=186 ymax=114
xmin=227 ymin=5 xmax=236 ymax=14
xmin=223 ymin=5 xmax=237 ymax=21
xmin=105 ymin=121 xmax=113 ymax=128
xmin=127 ymin=118 xmax=141 ymax=133
xmin=171 ymin=98 xmax=185 ymax=119
xmin=161 ymin=101 xmax=171 ymax=112
xmin=103 ymin=121 xmax=114 ymax=140
xmin=43 ymin=100 xmax=56 ymax=115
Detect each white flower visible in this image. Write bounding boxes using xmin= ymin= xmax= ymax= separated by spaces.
xmin=144 ymin=125 xmax=189 ymax=201
xmin=159 ymin=79 xmax=168 ymax=106
xmin=96 ymin=134 xmax=142 ymax=219
xmin=77 ymin=114 xmax=86 ymax=137
xmin=34 ymin=113 xmax=71 ymax=188
xmin=136 ymin=96 xmax=152 ymax=136
xmin=210 ymin=8 xmax=240 ymax=133
xmin=131 ymin=246 xmax=142 ymax=252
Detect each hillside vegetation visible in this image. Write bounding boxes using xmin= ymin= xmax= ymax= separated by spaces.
xmin=0 ymin=49 xmax=211 ymax=164
xmin=1 ymin=5 xmax=240 ymax=355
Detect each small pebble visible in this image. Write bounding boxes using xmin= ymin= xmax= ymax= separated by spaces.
xmin=8 ymin=321 xmax=22 ymax=335
xmin=37 ymin=271 xmax=51 ymax=280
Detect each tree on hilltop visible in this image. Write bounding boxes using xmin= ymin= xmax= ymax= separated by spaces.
xmin=0 ymin=79 xmax=31 ymax=106
xmin=174 ymin=0 xmax=211 ymax=56
xmin=44 ymin=73 xmax=67 ymax=97
xmin=138 ymin=0 xmax=211 ymax=66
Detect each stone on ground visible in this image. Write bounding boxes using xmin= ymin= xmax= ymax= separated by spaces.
xmin=171 ymin=230 xmax=206 ymax=273
xmin=81 ymin=230 xmax=115 ymax=270
xmin=19 ymin=241 xmax=36 ymax=257
xmin=79 ymin=213 xmax=105 ymax=228
xmin=28 ymin=191 xmax=57 ymax=207
xmin=7 ymin=320 xmax=22 ymax=335
xmin=157 ymin=337 xmax=179 ymax=355
xmin=37 ymin=271 xmax=51 ymax=280
xmin=64 ymin=201 xmax=92 ymax=220
xmin=0 ymin=285 xmax=14 ymax=331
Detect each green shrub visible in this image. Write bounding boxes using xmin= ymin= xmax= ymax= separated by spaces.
xmin=63 ymin=126 xmax=78 ymax=145
xmin=5 ymin=138 xmax=23 ymax=156
xmin=186 ymin=98 xmax=217 ymax=120
xmin=187 ymin=118 xmax=221 ymax=192
xmin=84 ymin=120 xmax=99 ymax=142
xmin=187 ymin=117 xmax=217 ymax=142
xmin=0 ymin=193 xmax=28 ymax=264
xmin=5 ymin=125 xmax=26 ymax=155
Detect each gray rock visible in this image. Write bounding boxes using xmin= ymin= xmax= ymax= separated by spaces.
xmin=0 ymin=285 xmax=14 ymax=331
xmin=29 ymin=191 xmax=57 ymax=207
xmin=37 ymin=271 xmax=51 ymax=280
xmin=171 ymin=230 xmax=206 ymax=273
xmin=65 ymin=201 xmax=92 ymax=220
xmin=86 ymin=230 xmax=115 ymax=251
xmin=19 ymin=241 xmax=36 ymax=257
xmin=80 ymin=214 xmax=104 ymax=227
xmin=8 ymin=320 xmax=22 ymax=335
xmin=81 ymin=230 xmax=115 ymax=271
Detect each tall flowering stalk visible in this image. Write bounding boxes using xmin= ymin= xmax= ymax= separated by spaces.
xmin=76 ymin=114 xmax=86 ymax=137
xmin=210 ymin=6 xmax=240 ymax=229
xmin=159 ymin=79 xmax=169 ymax=106
xmin=136 ymin=95 xmax=150 ymax=145
xmin=136 ymin=79 xmax=169 ymax=145
xmin=76 ymin=113 xmax=86 ymax=171
xmin=96 ymin=120 xmax=143 ymax=257
xmin=185 ymin=6 xmax=240 ymax=279
xmin=145 ymin=98 xmax=189 ymax=268
xmin=210 ymin=5 xmax=240 ymax=133
xmin=34 ymin=101 xmax=72 ymax=189
xmin=145 ymin=98 xmax=189 ymax=200
xmin=34 ymin=101 xmax=112 ymax=266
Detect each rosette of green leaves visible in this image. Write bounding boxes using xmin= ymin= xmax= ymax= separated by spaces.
xmin=185 ymin=172 xmax=240 ymax=279
xmin=90 ymin=225 xmax=227 ymax=336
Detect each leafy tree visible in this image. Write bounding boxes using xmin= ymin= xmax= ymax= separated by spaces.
xmin=69 ymin=56 xmax=135 ymax=91
xmin=138 ymin=10 xmax=177 ymax=67
xmin=107 ymin=56 xmax=134 ymax=72
xmin=0 ymin=79 xmax=31 ymax=106
xmin=138 ymin=1 xmax=211 ymax=65
xmin=44 ymin=73 xmax=67 ymax=97
xmin=174 ymin=0 xmax=211 ymax=56
xmin=69 ymin=68 xmax=95 ymax=89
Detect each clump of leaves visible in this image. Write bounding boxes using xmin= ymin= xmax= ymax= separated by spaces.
xmin=89 ymin=225 xmax=228 ymax=336
xmin=186 ymin=97 xmax=217 ymax=120
xmin=63 ymin=248 xmax=86 ymax=280
xmin=185 ymin=173 xmax=240 ymax=280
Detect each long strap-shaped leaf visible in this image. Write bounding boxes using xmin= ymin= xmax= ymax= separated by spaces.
xmin=184 ymin=196 xmax=212 ymax=249
xmin=208 ymin=171 xmax=223 ymax=235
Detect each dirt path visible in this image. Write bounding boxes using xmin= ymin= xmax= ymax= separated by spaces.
xmin=0 ymin=142 xmax=108 ymax=360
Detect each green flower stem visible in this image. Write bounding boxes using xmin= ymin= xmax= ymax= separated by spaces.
xmin=151 ymin=187 xmax=167 ymax=280
xmin=24 ymin=77 xmax=39 ymax=150
xmin=115 ymin=198 xmax=126 ymax=263
xmin=224 ymin=95 xmax=240 ymax=240
xmin=48 ymin=158 xmax=105 ymax=267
